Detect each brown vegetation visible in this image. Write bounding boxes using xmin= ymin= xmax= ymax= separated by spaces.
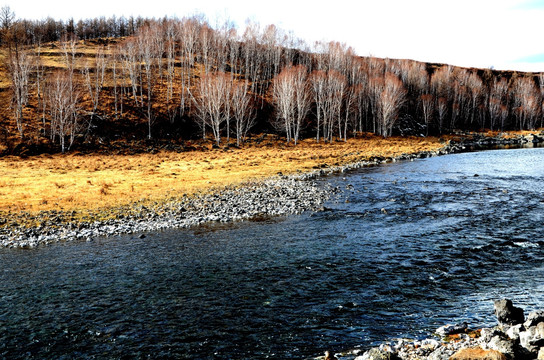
xmin=0 ymin=8 xmax=543 ymax=219
xmin=0 ymin=135 xmax=443 ymax=214
xmin=0 ymin=9 xmax=543 ymax=156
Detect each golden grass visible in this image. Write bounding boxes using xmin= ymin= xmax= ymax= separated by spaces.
xmin=0 ymin=135 xmax=444 ymax=214
xmin=483 ymin=129 xmax=544 ymax=138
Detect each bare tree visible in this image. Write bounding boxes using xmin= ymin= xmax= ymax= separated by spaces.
xmin=178 ymin=16 xmax=199 ymax=116
xmin=119 ymin=38 xmax=141 ymax=107
xmin=451 ymin=69 xmax=471 ymax=129
xmin=7 ymin=47 xmax=31 ymax=138
xmin=198 ymin=23 xmax=213 ymax=75
xmin=488 ymin=98 xmax=502 ymax=131
xmin=368 ymin=75 xmax=385 ymax=134
xmin=466 ymin=72 xmax=484 ymax=127
xmin=512 ymin=77 xmax=540 ymax=130
xmin=394 ymin=59 xmax=429 ymax=96
xmin=273 ymin=66 xmax=296 ymax=142
xmin=499 ymin=104 xmax=509 ymax=131
xmin=272 ymin=65 xmax=311 ymax=144
xmin=34 ymin=44 xmax=47 ymax=134
xmin=46 ymin=70 xmax=80 ymax=153
xmin=137 ymin=24 xmax=161 ymax=139
xmin=231 ymin=80 xmax=256 ymax=146
xmin=327 ymin=70 xmax=346 ymax=142
xmin=377 ymin=73 xmax=406 ymax=137
xmin=342 ymin=85 xmax=359 ymax=141
xmin=81 ymin=46 xmax=108 ymax=130
xmin=311 ymin=69 xmax=347 ymax=143
xmin=165 ymin=19 xmax=178 ymax=124
xmin=420 ymin=94 xmax=434 ymax=135
xmin=293 ymin=66 xmax=312 ymax=144
xmin=310 ymin=70 xmax=327 ymax=142
xmin=436 ymin=97 xmax=448 ymax=133
xmin=60 ymin=35 xmax=80 ymax=136
xmin=194 ymin=71 xmax=232 ymax=146
xmin=0 ymin=5 xmax=15 ymax=47
xmin=431 ymin=65 xmax=454 ymax=100
xmin=110 ymin=48 xmax=121 ymax=118
xmin=488 ymin=78 xmax=508 ymax=131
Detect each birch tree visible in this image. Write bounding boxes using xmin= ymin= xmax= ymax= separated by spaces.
xmin=310 ymin=70 xmax=327 ymax=142
xmin=119 ymin=38 xmax=141 ymax=107
xmin=466 ymin=72 xmax=483 ymax=127
xmin=512 ymin=77 xmax=540 ymax=130
xmin=137 ymin=25 xmax=161 ymax=139
xmin=377 ymin=73 xmax=406 ymax=137
xmin=194 ymin=71 xmax=232 ymax=146
xmin=231 ymin=80 xmax=256 ymax=146
xmin=488 ymin=78 xmax=508 ymax=131
xmin=178 ymin=17 xmax=199 ymax=116
xmin=420 ymin=94 xmax=434 ymax=135
xmin=7 ymin=48 xmax=31 ymax=138
xmin=327 ymin=70 xmax=346 ymax=142
xmin=272 ymin=65 xmax=310 ymax=144
xmin=47 ymin=70 xmax=80 ymax=153
xmin=165 ymin=19 xmax=177 ymax=124
xmin=436 ymin=97 xmax=448 ymax=133
xmin=81 ymin=47 xmax=108 ymax=129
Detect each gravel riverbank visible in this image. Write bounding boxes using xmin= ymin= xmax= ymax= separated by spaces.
xmin=1 ymin=132 xmax=542 ymax=248
xmin=325 ymin=300 xmax=544 ymax=360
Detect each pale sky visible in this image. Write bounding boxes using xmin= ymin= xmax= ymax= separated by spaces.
xmin=5 ymin=0 xmax=544 ymax=72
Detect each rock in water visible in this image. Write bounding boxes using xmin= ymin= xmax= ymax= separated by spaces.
xmin=436 ymin=323 xmax=468 ymax=336
xmin=494 ymin=299 xmax=525 ymax=326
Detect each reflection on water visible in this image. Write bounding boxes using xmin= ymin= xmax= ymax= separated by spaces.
xmin=1 ymin=148 xmax=543 ymax=359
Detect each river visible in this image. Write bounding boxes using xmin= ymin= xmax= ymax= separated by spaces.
xmin=1 ymin=147 xmax=543 ymax=359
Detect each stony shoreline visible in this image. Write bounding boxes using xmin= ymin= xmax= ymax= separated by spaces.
xmin=329 ymin=299 xmax=544 ymax=360
xmin=1 ymin=132 xmax=543 ymax=249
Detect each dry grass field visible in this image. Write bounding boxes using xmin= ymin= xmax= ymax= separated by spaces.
xmin=0 ymin=134 xmax=444 ymax=214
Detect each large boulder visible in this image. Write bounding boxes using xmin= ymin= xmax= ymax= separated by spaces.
xmin=480 ymin=328 xmax=504 ymax=344
xmin=494 ymin=299 xmax=525 ymax=326
xmin=486 ymin=335 xmax=517 ymax=359
xmin=519 ymin=322 xmax=544 ymax=354
xmin=525 ymin=311 xmax=544 ymax=328
xmin=506 ymin=324 xmax=525 ymax=341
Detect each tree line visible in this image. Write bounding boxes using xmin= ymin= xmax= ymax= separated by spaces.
xmin=2 ymin=6 xmax=544 ymax=153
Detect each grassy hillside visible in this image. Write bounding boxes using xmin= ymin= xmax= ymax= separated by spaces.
xmin=0 ymin=17 xmax=542 ymax=156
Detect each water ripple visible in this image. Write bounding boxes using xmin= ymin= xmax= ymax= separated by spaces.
xmin=1 ymin=148 xmax=544 ymax=359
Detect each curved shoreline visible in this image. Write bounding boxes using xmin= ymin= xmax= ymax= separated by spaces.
xmin=1 ymin=132 xmax=542 ymax=248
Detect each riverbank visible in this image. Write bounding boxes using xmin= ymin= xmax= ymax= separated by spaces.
xmin=330 ymin=300 xmax=544 ymax=360
xmin=1 ymin=131 xmax=543 ymax=248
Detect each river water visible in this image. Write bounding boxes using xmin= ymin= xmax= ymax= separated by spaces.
xmin=1 ymin=148 xmax=544 ymax=359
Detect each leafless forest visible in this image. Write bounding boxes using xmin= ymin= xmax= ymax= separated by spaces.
xmin=1 ymin=7 xmax=543 ymax=153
